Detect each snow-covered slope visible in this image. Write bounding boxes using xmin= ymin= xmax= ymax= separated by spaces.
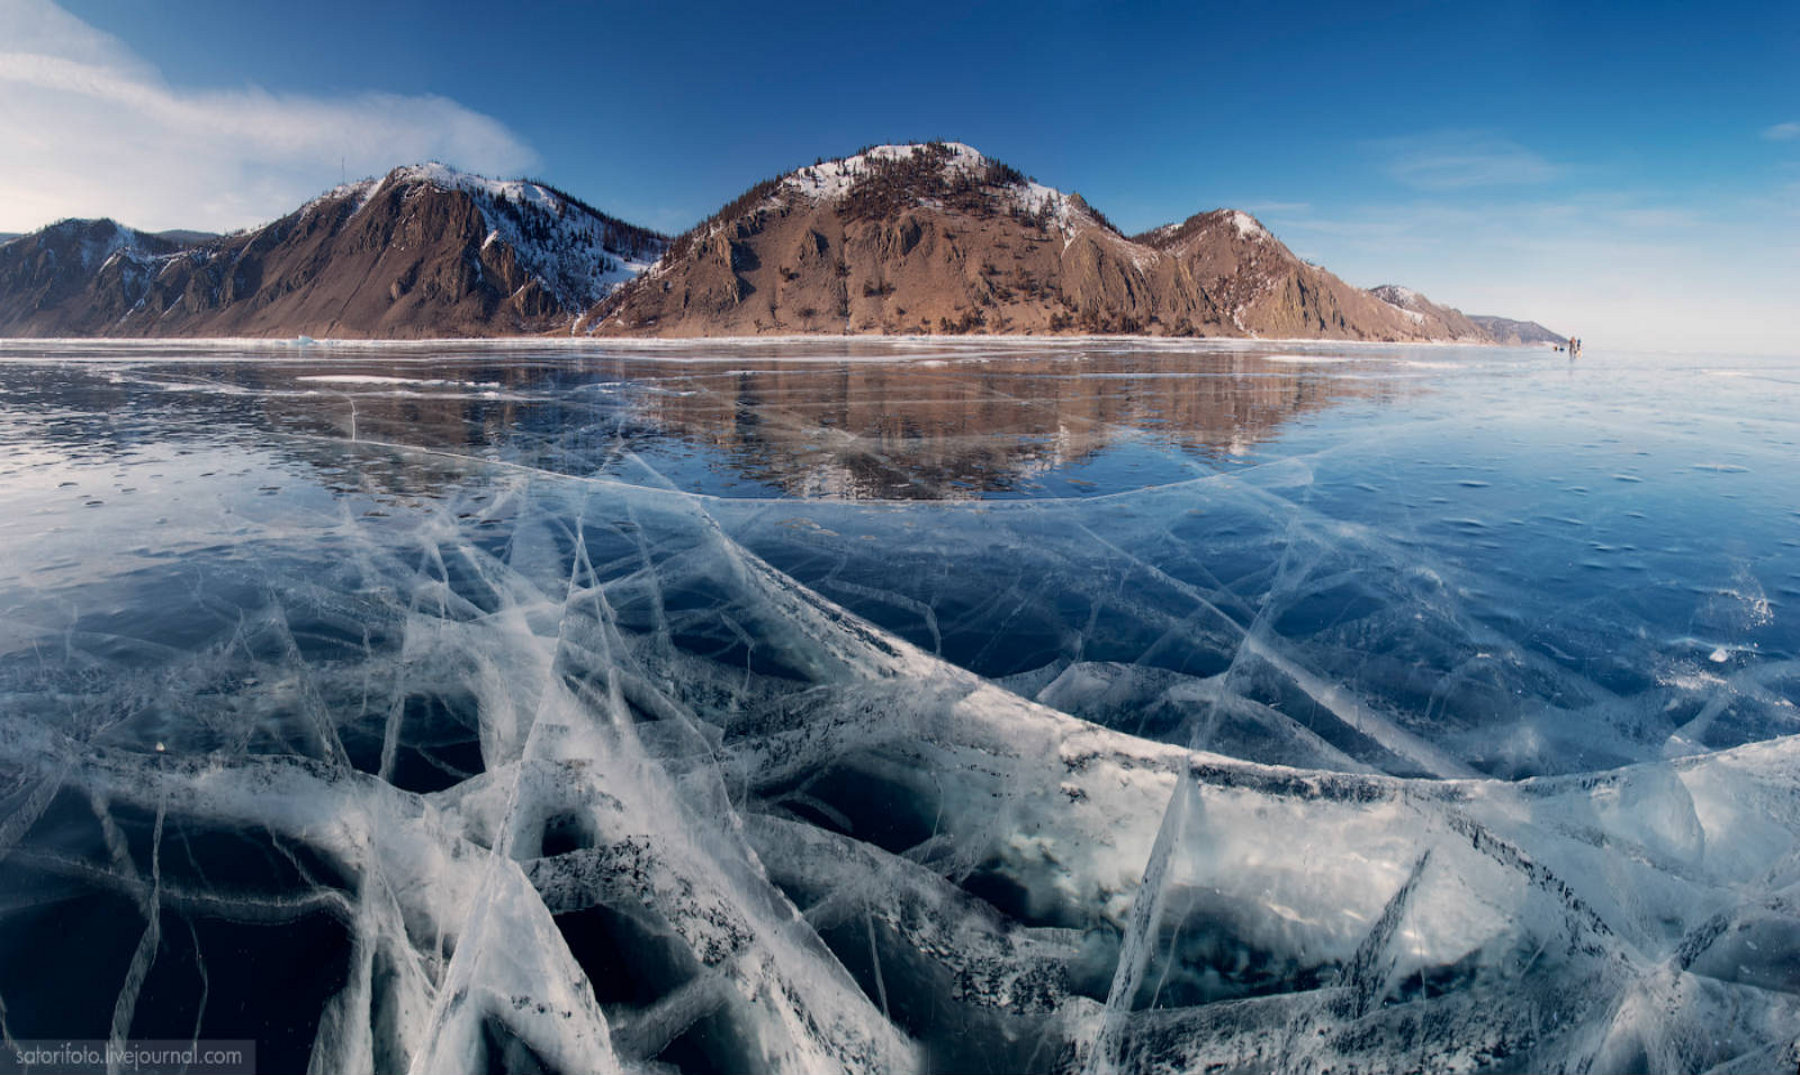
xmin=1370 ymin=282 xmax=1489 ymax=339
xmin=346 ymin=162 xmax=665 ymax=311
xmin=1371 ymin=283 xmax=1429 ymax=324
xmin=779 ymin=141 xmax=1090 ymax=235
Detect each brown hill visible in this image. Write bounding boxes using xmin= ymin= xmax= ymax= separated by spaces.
xmin=1467 ymin=314 xmax=1564 ymax=345
xmin=2 ymin=146 xmax=1556 ymax=343
xmin=582 ymin=142 xmax=1494 ymax=341
xmin=0 ymin=164 xmax=665 ymax=339
xmin=0 ymin=220 xmax=193 ymax=336
xmin=1369 ymin=284 xmax=1488 ymax=340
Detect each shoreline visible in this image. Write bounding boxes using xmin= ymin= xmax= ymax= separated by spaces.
xmin=0 ymin=332 xmax=1556 ymax=352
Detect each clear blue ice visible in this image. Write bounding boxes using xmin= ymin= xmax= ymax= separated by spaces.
xmin=0 ymin=339 xmax=1795 ymax=1073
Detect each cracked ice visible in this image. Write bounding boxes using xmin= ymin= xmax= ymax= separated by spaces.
xmin=0 ymin=339 xmax=1797 ymax=1074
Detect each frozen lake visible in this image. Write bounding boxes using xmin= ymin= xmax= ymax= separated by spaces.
xmin=1 ymin=338 xmax=1796 ymax=1073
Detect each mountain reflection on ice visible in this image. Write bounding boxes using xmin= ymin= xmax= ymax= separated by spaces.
xmin=0 ymin=340 xmax=1796 ymax=1074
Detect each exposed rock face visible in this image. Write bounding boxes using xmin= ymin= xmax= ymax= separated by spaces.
xmin=0 ymin=164 xmax=665 ymax=339
xmin=0 ymin=220 xmax=192 ymax=336
xmin=585 ymin=142 xmax=1507 ymax=342
xmin=1369 ymin=284 xmax=1488 ymax=340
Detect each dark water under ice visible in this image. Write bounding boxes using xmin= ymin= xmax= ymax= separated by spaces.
xmin=0 ymin=339 xmax=1795 ymax=1074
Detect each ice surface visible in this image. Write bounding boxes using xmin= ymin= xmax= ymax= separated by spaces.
xmin=0 ymin=340 xmax=1796 ymax=1073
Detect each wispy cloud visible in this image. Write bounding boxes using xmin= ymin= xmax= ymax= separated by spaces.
xmin=1265 ymin=191 xmax=1799 ymax=352
xmin=0 ymin=0 xmax=536 ymax=232
xmin=1371 ymin=130 xmax=1562 ymax=190
xmin=1763 ymin=121 xmax=1800 ymax=141
xmin=1605 ymin=207 xmax=1698 ymax=229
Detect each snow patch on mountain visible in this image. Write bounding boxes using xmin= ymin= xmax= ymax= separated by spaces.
xmin=1372 ymin=284 xmax=1429 ymax=323
xmin=298 ymin=177 xmax=384 ymax=219
xmin=35 ymin=219 xmax=165 ymax=273
xmin=1372 ymin=284 xmax=1423 ymax=308
xmin=380 ymin=163 xmax=568 ymax=216
xmin=782 ymin=142 xmax=992 ymax=200
xmin=782 ymin=142 xmax=1089 ymax=236
xmin=363 ymin=163 xmax=666 ymax=309
xmin=288 ymin=163 xmax=667 ymax=310
xmin=1229 ymin=210 xmax=1267 ymax=239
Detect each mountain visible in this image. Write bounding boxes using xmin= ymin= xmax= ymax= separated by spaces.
xmin=151 ymin=229 xmax=220 ymax=246
xmin=1369 ymin=284 xmax=1485 ymax=339
xmin=1467 ymin=314 xmax=1564 ymax=345
xmin=0 ymin=164 xmax=666 ymax=338
xmin=582 ymin=142 xmax=1501 ymax=341
xmin=0 ymin=219 xmax=193 ymax=336
xmin=1 ymin=147 xmax=1557 ymax=343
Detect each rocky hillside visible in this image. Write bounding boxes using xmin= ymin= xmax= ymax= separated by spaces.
xmin=1369 ymin=284 xmax=1487 ymax=340
xmin=583 ymin=142 xmax=1505 ymax=341
xmin=1467 ymin=314 xmax=1564 ymax=345
xmin=0 ymin=220 xmax=195 ymax=336
xmin=0 ymin=164 xmax=666 ymax=338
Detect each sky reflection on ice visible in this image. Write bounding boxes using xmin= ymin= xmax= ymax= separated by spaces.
xmin=0 ymin=340 xmax=1796 ymax=1073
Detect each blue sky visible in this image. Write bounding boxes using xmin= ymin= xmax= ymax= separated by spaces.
xmin=4 ymin=0 xmax=1797 ymax=350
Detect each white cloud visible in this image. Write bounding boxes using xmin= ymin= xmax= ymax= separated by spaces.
xmin=1763 ymin=121 xmax=1800 ymax=141
xmin=1372 ymin=130 xmax=1562 ymax=190
xmin=0 ymin=0 xmax=536 ymax=232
